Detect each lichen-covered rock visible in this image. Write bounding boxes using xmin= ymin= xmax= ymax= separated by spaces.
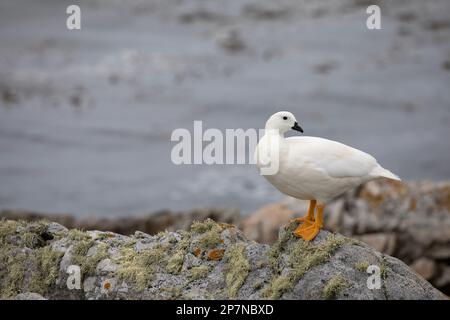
xmin=0 ymin=218 xmax=446 ymax=300
xmin=241 ymin=179 xmax=450 ymax=294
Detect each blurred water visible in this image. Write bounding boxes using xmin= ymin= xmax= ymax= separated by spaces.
xmin=0 ymin=0 xmax=449 ymax=217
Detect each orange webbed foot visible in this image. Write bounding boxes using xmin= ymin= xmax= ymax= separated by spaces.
xmin=293 ymin=222 xmax=321 ymax=241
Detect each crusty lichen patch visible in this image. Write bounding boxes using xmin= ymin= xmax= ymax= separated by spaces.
xmin=0 ymin=220 xmax=63 ymax=298
xmin=198 ymin=231 xmax=222 ymax=250
xmin=263 ymin=231 xmax=348 ymax=299
xmin=355 ymin=261 xmax=370 ymax=272
xmin=191 ymin=219 xmax=224 ymax=252
xmin=224 ymin=243 xmax=250 ymax=298
xmin=322 ymin=275 xmax=350 ymax=299
xmin=189 ymin=218 xmax=231 ymax=262
xmin=166 ymin=234 xmax=190 ymax=274
xmin=188 ymin=265 xmax=209 ymax=280
xmin=29 ymin=246 xmax=64 ymax=293
xmin=68 ymin=229 xmax=91 ymax=241
xmin=67 ymin=229 xmax=110 ymax=278
xmin=267 ymin=222 xmax=297 ymax=273
xmin=0 ymin=248 xmax=26 ymax=298
xmin=380 ymin=255 xmax=389 ymax=279
xmin=191 ymin=219 xmax=219 ymax=234
xmin=0 ymin=219 xmax=19 ymax=236
xmin=115 ymin=244 xmax=167 ymax=291
xmin=191 ymin=218 xmax=233 ymax=234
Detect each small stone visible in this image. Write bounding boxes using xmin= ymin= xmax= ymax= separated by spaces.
xmin=47 ymin=222 xmax=68 ymax=235
xmin=83 ymin=276 xmax=97 ymax=293
xmin=96 ymin=258 xmax=117 ymax=274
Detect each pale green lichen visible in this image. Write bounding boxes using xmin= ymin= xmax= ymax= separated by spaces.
xmin=263 ymin=233 xmax=348 ymax=299
xmin=322 ymin=275 xmax=350 ymax=299
xmin=83 ymin=243 xmax=109 ymax=276
xmin=161 ymin=286 xmax=184 ymax=299
xmin=0 ymin=220 xmax=19 ymax=240
xmin=191 ymin=220 xmax=222 ymax=250
xmin=168 ymin=235 xmax=178 ymax=244
xmin=68 ymin=229 xmax=91 ymax=241
xmin=189 ymin=219 xmax=232 ymax=261
xmin=255 ymin=260 xmax=266 ymax=269
xmin=0 ymin=248 xmax=27 ymax=298
xmin=156 ymin=230 xmax=169 ymax=238
xmin=68 ymin=230 xmax=111 ymax=277
xmin=355 ymin=261 xmax=370 ymax=272
xmin=72 ymin=238 xmax=95 ymax=261
xmin=188 ymin=265 xmax=209 ymax=280
xmin=28 ymin=246 xmax=64 ymax=293
xmin=1 ymin=220 xmax=50 ymax=248
xmin=166 ymin=236 xmax=190 ymax=274
xmin=224 ymin=242 xmax=250 ymax=298
xmin=122 ymin=238 xmax=137 ymax=248
xmin=197 ymin=231 xmax=222 ymax=250
xmin=190 ymin=218 xmax=219 ymax=234
xmin=22 ymin=232 xmax=44 ymax=248
xmin=0 ymin=220 xmax=65 ymax=298
xmin=253 ymin=280 xmax=264 ymax=290
xmin=20 ymin=220 xmax=52 ymax=249
xmin=115 ymin=245 xmax=167 ymax=291
xmin=267 ymin=222 xmax=297 ymax=273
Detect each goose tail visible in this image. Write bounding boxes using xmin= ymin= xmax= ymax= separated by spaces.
xmin=372 ymin=166 xmax=401 ymax=181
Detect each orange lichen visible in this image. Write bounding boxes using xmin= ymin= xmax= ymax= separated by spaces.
xmin=218 ymin=222 xmax=235 ymax=230
xmin=103 ymin=282 xmax=111 ymax=290
xmin=207 ymin=249 xmax=225 ymax=261
xmin=194 ymin=248 xmax=201 ymax=257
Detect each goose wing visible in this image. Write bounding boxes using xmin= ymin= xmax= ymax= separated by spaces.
xmin=285 ymin=136 xmax=378 ymax=179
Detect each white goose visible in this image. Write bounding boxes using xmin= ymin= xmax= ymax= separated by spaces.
xmin=255 ymin=111 xmax=400 ymax=241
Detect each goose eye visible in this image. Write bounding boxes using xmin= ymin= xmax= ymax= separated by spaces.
xmin=283 ymin=116 xmax=288 ymax=120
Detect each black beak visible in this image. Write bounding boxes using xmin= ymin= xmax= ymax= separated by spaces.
xmin=291 ymin=122 xmax=304 ymax=133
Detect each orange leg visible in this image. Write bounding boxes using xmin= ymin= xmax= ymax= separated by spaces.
xmin=290 ymin=200 xmax=316 ymax=225
xmin=293 ymin=204 xmax=324 ymax=241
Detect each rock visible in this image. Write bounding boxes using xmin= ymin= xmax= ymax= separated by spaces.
xmin=0 ymin=219 xmax=445 ymax=300
xmin=240 ymin=203 xmax=295 ymax=244
xmin=14 ymin=292 xmax=47 ymax=300
xmin=355 ymin=233 xmax=397 ymax=256
xmin=411 ymin=258 xmax=437 ymax=280
xmin=0 ymin=207 xmax=241 ymax=238
xmin=246 ymin=179 xmax=450 ymax=295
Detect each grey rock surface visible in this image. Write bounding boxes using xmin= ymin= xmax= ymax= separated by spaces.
xmin=14 ymin=292 xmax=46 ymax=300
xmin=0 ymin=218 xmax=446 ymax=300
